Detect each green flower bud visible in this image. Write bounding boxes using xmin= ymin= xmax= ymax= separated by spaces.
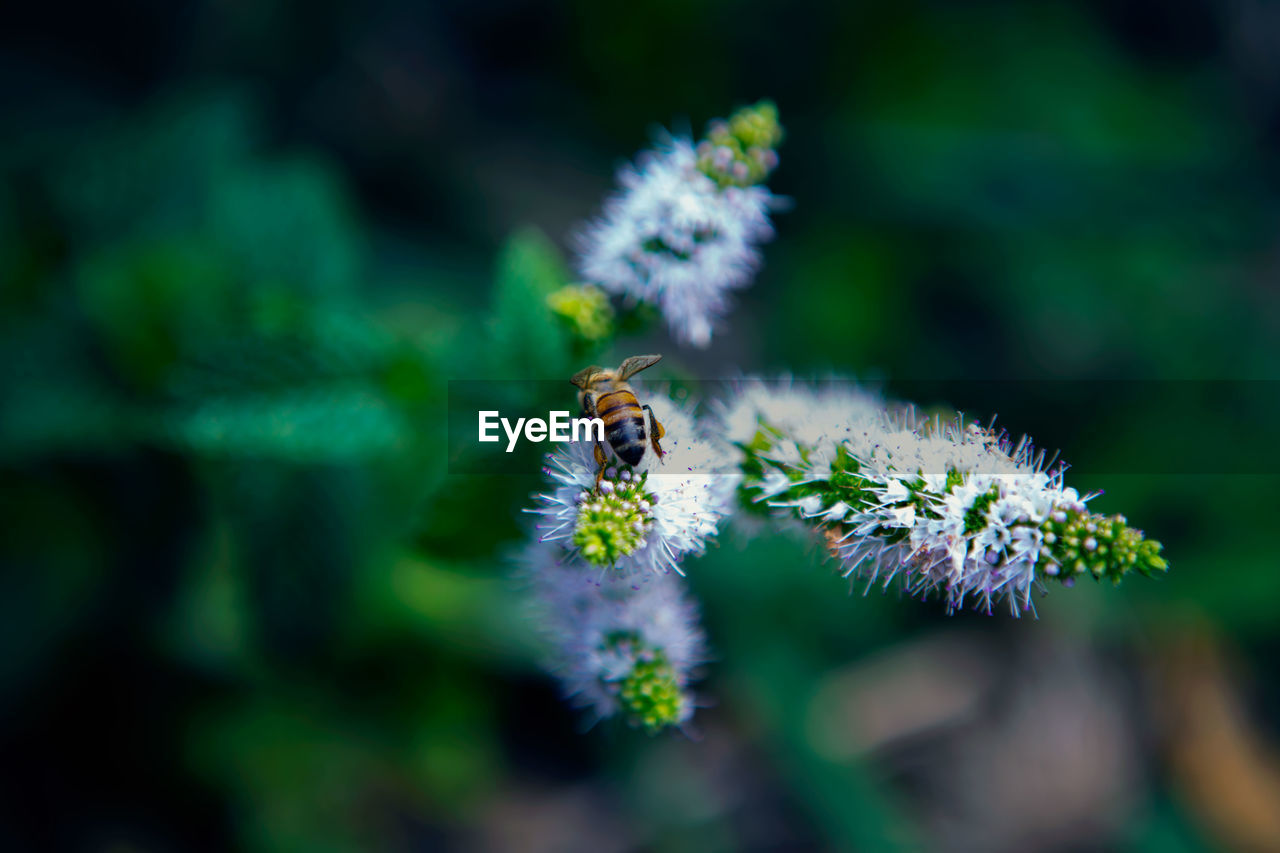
xmin=619 ymin=653 xmax=685 ymax=734
xmin=697 ymin=101 xmax=784 ymax=188
xmin=547 ymin=283 xmax=614 ymax=343
xmin=1042 ymin=509 xmax=1167 ymax=584
xmin=571 ymin=475 xmax=654 ymax=567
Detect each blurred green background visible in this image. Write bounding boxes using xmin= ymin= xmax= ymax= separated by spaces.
xmin=2 ymin=1 xmax=1279 ymax=850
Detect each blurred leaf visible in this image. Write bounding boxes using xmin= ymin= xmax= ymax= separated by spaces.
xmin=167 ymin=384 xmax=407 ymax=462
xmin=190 ymin=694 xmax=400 ymax=853
xmin=207 ymin=158 xmax=364 ymax=298
xmin=163 ymin=521 xmax=253 ymax=673
xmin=348 ymin=551 xmax=533 ymax=666
xmin=76 ymin=236 xmax=238 ymax=389
xmin=489 ymin=227 xmax=574 ymax=379
xmin=0 ymin=317 xmax=134 ymax=459
xmin=49 ymin=90 xmax=257 ymax=242
xmin=190 ymin=678 xmax=500 ymax=852
xmin=160 ymin=304 xmax=427 ymax=464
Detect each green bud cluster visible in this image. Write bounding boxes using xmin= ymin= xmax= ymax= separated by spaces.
xmin=739 ymin=427 xmax=879 ymax=520
xmin=697 ymin=101 xmax=784 ymax=188
xmin=547 ymin=283 xmax=614 ymax=343
xmin=1041 ymin=509 xmax=1168 ymax=584
xmin=571 ymin=474 xmax=654 ymax=567
xmin=618 ymin=653 xmax=685 ymax=733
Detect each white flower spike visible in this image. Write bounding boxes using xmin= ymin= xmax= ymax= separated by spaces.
xmin=728 ymin=379 xmax=1167 ymax=616
xmin=575 ymin=103 xmax=783 ymax=348
xmin=519 ymin=542 xmax=707 ymax=732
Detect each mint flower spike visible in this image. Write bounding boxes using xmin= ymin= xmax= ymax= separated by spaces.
xmin=528 ymin=394 xmax=739 ymax=576
xmin=575 ymin=106 xmax=783 ymax=348
xmin=725 ymin=379 xmax=1168 ymax=617
xmin=519 ymin=543 xmax=706 ymax=733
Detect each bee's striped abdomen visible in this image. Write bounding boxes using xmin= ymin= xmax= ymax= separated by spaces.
xmin=596 ymin=389 xmax=647 ymax=466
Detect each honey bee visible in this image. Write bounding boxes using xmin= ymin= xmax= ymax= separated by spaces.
xmin=570 ymin=354 xmax=666 ymax=489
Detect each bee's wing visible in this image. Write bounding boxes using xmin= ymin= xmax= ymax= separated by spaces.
xmin=570 ymin=365 xmax=603 ymax=389
xmin=617 ymin=354 xmax=662 ymax=381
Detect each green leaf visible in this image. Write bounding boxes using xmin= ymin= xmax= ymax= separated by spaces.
xmin=489 ymin=227 xmax=573 ymax=379
xmin=76 ymin=236 xmax=238 ymax=390
xmin=166 ymin=384 xmax=407 ymax=462
xmin=50 ymin=90 xmax=257 ymax=242
xmin=207 ymin=157 xmax=364 ymax=298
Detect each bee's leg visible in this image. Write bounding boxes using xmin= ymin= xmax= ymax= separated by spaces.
xmin=642 ymin=405 xmax=665 ymax=460
xmin=592 ymin=440 xmax=609 ymax=490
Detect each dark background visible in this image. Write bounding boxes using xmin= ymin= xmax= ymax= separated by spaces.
xmin=3 ymin=1 xmax=1279 ymax=850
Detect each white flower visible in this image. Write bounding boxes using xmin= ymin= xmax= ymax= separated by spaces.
xmin=727 ymin=379 xmax=1095 ymax=616
xmin=528 ymin=393 xmax=739 ymax=576
xmin=881 ymin=478 xmax=912 ymax=504
xmin=519 ymin=542 xmax=707 ymax=730
xmin=575 ymin=137 xmax=778 ymax=348
xmin=846 ymin=417 xmax=1089 ymax=614
xmin=717 ymin=376 xmax=885 ymax=450
xmin=757 ymin=468 xmax=794 ymax=499
xmin=886 ymin=503 xmax=916 ymax=529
